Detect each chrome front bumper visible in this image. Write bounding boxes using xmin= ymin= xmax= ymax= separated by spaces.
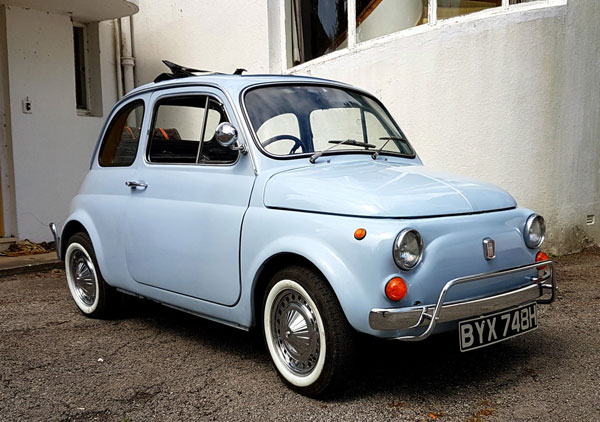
xmin=369 ymin=260 xmax=555 ymax=341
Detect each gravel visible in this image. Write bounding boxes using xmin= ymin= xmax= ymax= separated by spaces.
xmin=1 ymin=248 xmax=599 ymax=421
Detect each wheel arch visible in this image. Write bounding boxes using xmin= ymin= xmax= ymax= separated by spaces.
xmin=60 ymin=220 xmax=88 ymax=260
xmin=59 ymin=213 xmax=107 ymax=277
xmin=250 ymin=250 xmax=362 ymax=332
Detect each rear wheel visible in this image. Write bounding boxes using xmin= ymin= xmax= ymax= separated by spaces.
xmin=262 ymin=266 xmax=354 ymax=397
xmin=65 ymin=232 xmax=114 ymax=318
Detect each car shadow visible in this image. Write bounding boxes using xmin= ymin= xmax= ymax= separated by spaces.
xmin=115 ymin=293 xmax=564 ymax=401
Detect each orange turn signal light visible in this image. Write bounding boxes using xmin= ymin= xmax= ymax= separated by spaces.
xmin=536 ymin=251 xmax=549 ymax=270
xmin=385 ymin=277 xmax=407 ymax=301
xmin=354 ymin=228 xmax=367 ymax=240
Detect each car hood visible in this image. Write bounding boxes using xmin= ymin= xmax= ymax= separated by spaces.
xmin=263 ymin=161 xmax=516 ymax=218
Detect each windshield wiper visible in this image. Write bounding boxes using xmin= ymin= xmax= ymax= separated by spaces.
xmin=371 ymin=136 xmax=409 ymax=160
xmin=309 ymin=139 xmax=376 ymax=164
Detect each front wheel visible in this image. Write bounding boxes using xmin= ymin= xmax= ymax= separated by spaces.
xmin=262 ymin=266 xmax=355 ymax=397
xmin=64 ymin=232 xmax=114 ymax=318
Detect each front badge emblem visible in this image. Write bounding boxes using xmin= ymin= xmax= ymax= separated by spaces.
xmin=483 ymin=238 xmax=495 ymax=260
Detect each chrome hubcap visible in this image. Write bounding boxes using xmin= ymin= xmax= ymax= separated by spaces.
xmin=69 ymin=249 xmax=96 ymax=306
xmin=271 ymin=289 xmax=320 ymax=375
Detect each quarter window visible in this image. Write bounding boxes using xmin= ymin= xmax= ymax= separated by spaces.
xmin=98 ymin=101 xmax=144 ymax=167
xmin=148 ymin=96 xmax=238 ymax=165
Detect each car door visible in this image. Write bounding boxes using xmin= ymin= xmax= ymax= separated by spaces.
xmin=85 ymin=96 xmax=148 ymax=285
xmin=124 ymin=87 xmax=255 ymax=306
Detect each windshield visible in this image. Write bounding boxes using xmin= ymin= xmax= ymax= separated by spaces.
xmin=244 ymin=85 xmax=415 ymax=158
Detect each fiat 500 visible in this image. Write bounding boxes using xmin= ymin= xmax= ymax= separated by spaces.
xmin=51 ymin=65 xmax=555 ymax=397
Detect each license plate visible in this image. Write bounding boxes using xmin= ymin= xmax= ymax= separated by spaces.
xmin=459 ymin=303 xmax=538 ymax=352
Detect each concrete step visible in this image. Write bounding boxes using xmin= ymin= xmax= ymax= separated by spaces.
xmin=0 ymin=237 xmax=17 ymax=252
xmin=0 ymin=251 xmax=62 ymax=277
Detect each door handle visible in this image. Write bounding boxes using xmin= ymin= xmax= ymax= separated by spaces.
xmin=125 ymin=180 xmax=148 ymax=189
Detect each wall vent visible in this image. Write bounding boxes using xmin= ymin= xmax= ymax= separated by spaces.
xmin=586 ymin=215 xmax=595 ymax=225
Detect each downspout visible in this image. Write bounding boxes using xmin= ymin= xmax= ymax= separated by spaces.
xmin=113 ymin=19 xmax=123 ymax=99
xmin=120 ymin=16 xmax=135 ymax=94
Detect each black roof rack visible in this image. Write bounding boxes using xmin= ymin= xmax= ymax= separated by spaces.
xmin=154 ymin=60 xmax=247 ymax=83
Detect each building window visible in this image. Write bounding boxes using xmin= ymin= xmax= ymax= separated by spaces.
xmin=437 ymin=1 xmax=501 ymax=21
xmin=72 ymin=23 xmax=103 ymax=117
xmin=287 ymin=0 xmax=549 ymax=67
xmin=289 ymin=0 xmax=348 ymax=66
xmin=356 ymin=0 xmax=428 ymax=43
xmin=73 ymin=25 xmax=89 ymax=112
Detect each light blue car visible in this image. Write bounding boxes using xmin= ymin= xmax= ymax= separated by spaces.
xmin=50 ymin=63 xmax=555 ymax=396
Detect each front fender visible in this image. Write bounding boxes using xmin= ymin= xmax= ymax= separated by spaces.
xmin=240 ymin=208 xmax=399 ymax=334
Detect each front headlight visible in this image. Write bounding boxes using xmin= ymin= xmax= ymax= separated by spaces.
xmin=524 ymin=214 xmax=546 ymax=248
xmin=393 ymin=229 xmax=424 ymax=270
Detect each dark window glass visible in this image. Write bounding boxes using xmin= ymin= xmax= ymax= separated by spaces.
xmin=99 ymin=101 xmax=144 ymax=167
xmin=148 ymin=96 xmax=238 ymax=165
xmin=289 ymin=0 xmax=348 ymax=66
xmin=73 ymin=26 xmax=88 ymax=110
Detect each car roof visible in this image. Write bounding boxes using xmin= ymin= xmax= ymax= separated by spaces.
xmin=120 ymin=73 xmax=355 ymax=103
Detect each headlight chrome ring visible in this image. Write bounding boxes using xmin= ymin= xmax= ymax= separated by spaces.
xmin=393 ymin=228 xmax=424 ymax=271
xmin=524 ymin=214 xmax=546 ymax=249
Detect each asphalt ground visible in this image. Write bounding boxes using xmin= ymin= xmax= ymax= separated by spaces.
xmin=0 ymin=248 xmax=599 ymax=421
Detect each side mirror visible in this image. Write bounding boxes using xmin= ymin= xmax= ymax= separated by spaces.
xmin=215 ymin=122 xmax=240 ymax=149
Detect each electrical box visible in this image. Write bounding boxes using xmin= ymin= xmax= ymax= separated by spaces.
xmin=22 ymin=97 xmax=32 ymax=114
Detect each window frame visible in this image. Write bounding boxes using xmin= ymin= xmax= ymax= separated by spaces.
xmin=97 ymin=99 xmax=145 ymax=168
xmin=144 ymin=92 xmax=240 ymax=167
xmin=240 ymin=81 xmax=417 ymax=161
xmin=281 ymin=0 xmax=553 ymax=70
xmin=73 ymin=23 xmax=90 ymax=114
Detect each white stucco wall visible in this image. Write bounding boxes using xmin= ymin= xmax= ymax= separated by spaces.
xmin=4 ymin=5 xmax=118 ymax=241
xmin=272 ymin=0 xmax=599 ymax=254
xmin=132 ymin=0 xmax=270 ymax=86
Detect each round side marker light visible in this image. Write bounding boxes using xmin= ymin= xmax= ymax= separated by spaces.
xmin=354 ymin=228 xmax=367 ymax=240
xmin=385 ymin=277 xmax=407 ymax=301
xmin=536 ymin=251 xmax=549 ymax=270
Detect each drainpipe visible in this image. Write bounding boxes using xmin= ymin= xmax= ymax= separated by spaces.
xmin=120 ymin=16 xmax=135 ymax=94
xmin=113 ymin=19 xmax=123 ymax=99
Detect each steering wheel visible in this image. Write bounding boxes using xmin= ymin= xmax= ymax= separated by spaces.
xmin=262 ymin=134 xmax=303 ymax=155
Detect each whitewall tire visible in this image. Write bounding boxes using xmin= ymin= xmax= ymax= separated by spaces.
xmin=262 ymin=266 xmax=355 ymax=397
xmin=64 ymin=232 xmax=113 ymax=318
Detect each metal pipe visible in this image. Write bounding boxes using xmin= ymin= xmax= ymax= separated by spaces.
xmin=113 ymin=19 xmax=123 ymax=99
xmin=120 ymin=16 xmax=135 ymax=94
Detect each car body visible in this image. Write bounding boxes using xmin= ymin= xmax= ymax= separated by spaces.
xmin=51 ymin=68 xmax=555 ymax=396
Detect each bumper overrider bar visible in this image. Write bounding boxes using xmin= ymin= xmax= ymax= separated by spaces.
xmin=49 ymin=223 xmax=60 ymax=260
xmin=369 ymin=260 xmax=555 ymax=341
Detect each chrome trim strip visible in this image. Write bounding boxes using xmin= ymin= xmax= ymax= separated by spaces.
xmin=369 ymin=260 xmax=555 ymax=340
xmin=49 ymin=223 xmax=60 ymax=260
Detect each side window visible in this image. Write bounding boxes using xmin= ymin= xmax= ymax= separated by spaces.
xmin=148 ymin=96 xmax=238 ymax=165
xmin=99 ymin=101 xmax=144 ymax=167
xmin=199 ymin=99 xmax=238 ymax=164
xmin=148 ymin=96 xmax=207 ymax=164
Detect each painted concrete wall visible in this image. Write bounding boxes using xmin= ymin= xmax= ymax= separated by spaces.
xmin=4 ymin=5 xmax=118 ymax=241
xmin=272 ymin=0 xmax=599 ymax=254
xmin=132 ymin=0 xmax=270 ymax=86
